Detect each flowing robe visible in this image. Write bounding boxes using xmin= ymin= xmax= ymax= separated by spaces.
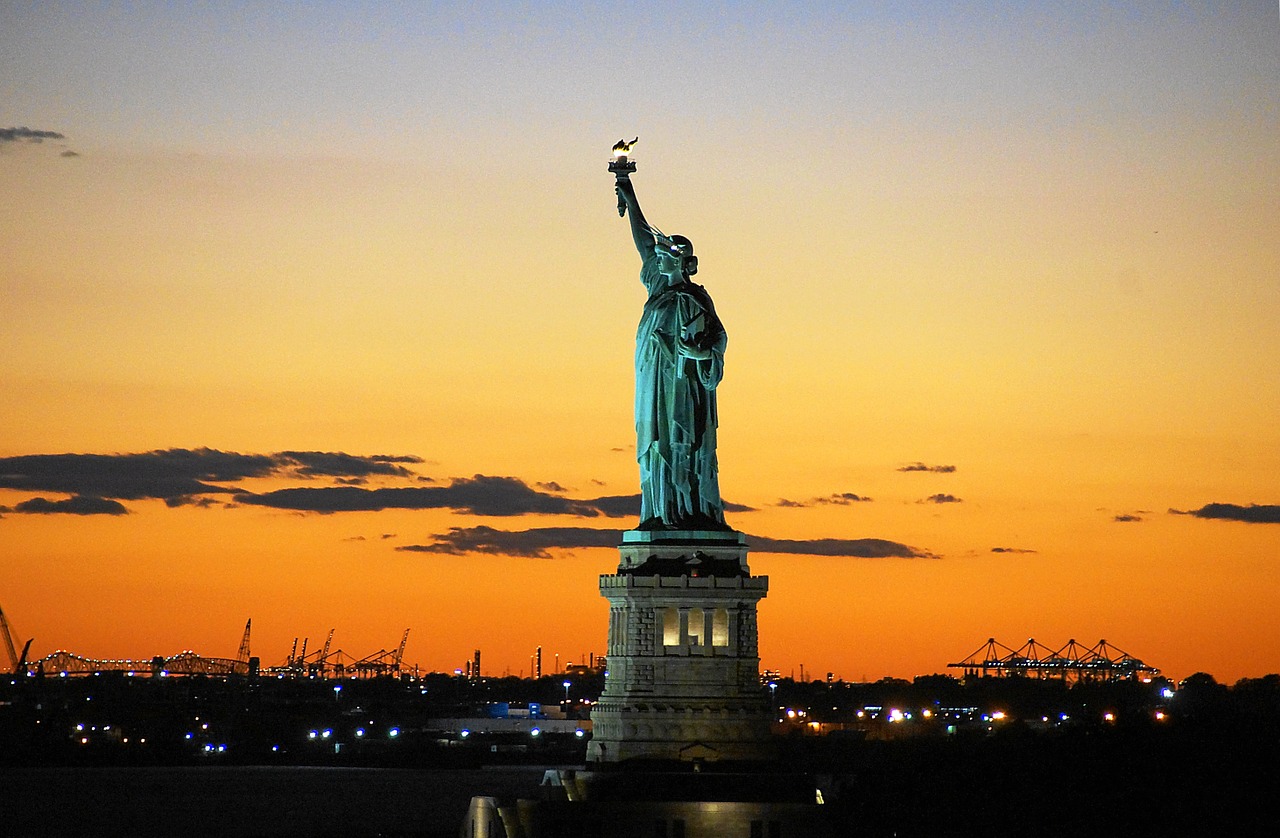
xmin=635 ymin=255 xmax=727 ymax=529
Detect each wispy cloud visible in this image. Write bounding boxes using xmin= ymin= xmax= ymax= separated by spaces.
xmin=919 ymin=493 xmax=962 ymax=504
xmin=0 ymin=448 xmax=425 ymax=513
xmin=775 ymin=492 xmax=872 ymax=508
xmin=11 ymin=496 xmax=128 ymax=516
xmin=1 ymin=127 xmax=65 ymax=142
xmin=1113 ymin=514 xmax=1143 ymax=523
xmin=399 ymin=526 xmax=620 ymax=558
xmin=278 ymin=451 xmax=421 ymax=479
xmin=748 ymin=535 xmax=933 ymax=558
xmin=0 ymin=449 xmax=753 ymax=520
xmin=399 ymin=526 xmax=931 ymax=559
xmin=1169 ymin=503 xmax=1280 ymax=524
xmin=1 ymin=127 xmax=79 ymax=158
xmin=238 ymin=475 xmax=618 ymax=517
xmin=897 ymin=463 xmax=956 ymax=473
xmin=991 ymin=547 xmax=1037 ymax=554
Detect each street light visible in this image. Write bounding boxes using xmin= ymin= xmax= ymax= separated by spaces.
xmin=563 ymin=680 xmax=572 ymax=703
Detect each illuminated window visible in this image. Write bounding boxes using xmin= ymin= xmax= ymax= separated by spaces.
xmin=712 ymin=609 xmax=729 ymax=647
xmin=687 ymin=608 xmax=705 ymax=646
xmin=662 ymin=608 xmax=679 ymax=646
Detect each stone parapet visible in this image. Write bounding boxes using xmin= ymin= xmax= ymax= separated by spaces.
xmin=600 ymin=574 xmax=767 ymax=589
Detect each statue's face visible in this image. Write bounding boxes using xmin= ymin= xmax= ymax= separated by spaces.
xmin=655 ymin=245 xmax=683 ymax=278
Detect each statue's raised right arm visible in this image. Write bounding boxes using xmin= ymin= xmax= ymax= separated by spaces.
xmin=615 ymin=177 xmax=656 ymax=264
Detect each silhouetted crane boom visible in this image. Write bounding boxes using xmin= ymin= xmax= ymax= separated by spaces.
xmin=0 ymin=605 xmax=22 ymax=672
xmin=236 ymin=619 xmax=252 ymax=663
xmin=395 ymin=629 xmax=410 ymax=668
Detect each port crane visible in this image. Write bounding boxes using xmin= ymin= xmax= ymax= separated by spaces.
xmin=1 ymin=605 xmax=34 ymax=674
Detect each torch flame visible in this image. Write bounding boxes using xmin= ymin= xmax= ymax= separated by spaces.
xmin=612 ymin=137 xmax=638 ymax=157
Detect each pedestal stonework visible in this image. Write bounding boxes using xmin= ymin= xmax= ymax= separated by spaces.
xmin=588 ymin=530 xmax=772 ymax=764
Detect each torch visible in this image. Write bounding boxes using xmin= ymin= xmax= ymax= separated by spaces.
xmin=609 ymin=137 xmax=638 ymax=217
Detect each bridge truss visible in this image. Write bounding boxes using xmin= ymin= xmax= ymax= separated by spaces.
xmin=23 ymin=649 xmax=249 ymax=677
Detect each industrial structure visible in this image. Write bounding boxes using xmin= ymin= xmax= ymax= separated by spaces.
xmin=262 ymin=628 xmax=411 ymax=679
xmin=1 ymin=605 xmax=34 ymax=675
xmin=948 ymin=637 xmax=1160 ymax=682
xmin=1 ymin=607 xmax=412 ymax=680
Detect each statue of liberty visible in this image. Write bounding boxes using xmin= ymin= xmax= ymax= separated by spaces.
xmin=613 ymin=157 xmax=728 ymax=531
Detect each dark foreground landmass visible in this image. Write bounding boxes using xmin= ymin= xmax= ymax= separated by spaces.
xmin=3 ymin=671 xmax=1277 ymax=836
xmin=4 ymin=729 xmax=1276 ymax=838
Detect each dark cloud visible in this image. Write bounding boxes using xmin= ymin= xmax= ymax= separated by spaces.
xmin=1113 ymin=514 xmax=1143 ymax=523
xmin=277 ymin=451 xmax=421 ymax=479
xmin=60 ymin=150 xmax=80 ymax=157
xmin=399 ymin=526 xmax=621 ymax=558
xmin=819 ymin=493 xmax=872 ymax=505
xmin=991 ymin=547 xmax=1037 ymax=554
xmin=776 ymin=493 xmax=871 ymax=508
xmin=1 ymin=127 xmax=66 ymax=142
xmin=898 ymin=463 xmax=956 ymax=473
xmin=919 ymin=494 xmax=962 ymax=504
xmin=537 ymin=482 xmax=568 ymax=493
xmin=380 ymin=533 xmax=396 ymax=540
xmin=13 ymin=496 xmax=128 ymax=516
xmin=399 ymin=526 xmax=931 ymax=559
xmin=585 ymin=494 xmax=640 ymax=517
xmin=1169 ymin=503 xmax=1280 ymax=524
xmin=0 ymin=449 xmax=275 ymax=501
xmin=0 ymin=448 xmax=426 ymax=509
xmin=236 ymin=475 xmax=623 ymax=517
xmin=164 ymin=495 xmax=220 ymax=509
xmin=749 ymin=535 xmax=932 ymax=558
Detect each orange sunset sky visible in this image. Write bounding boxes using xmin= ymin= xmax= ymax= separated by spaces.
xmin=2 ymin=2 xmax=1278 ymax=683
